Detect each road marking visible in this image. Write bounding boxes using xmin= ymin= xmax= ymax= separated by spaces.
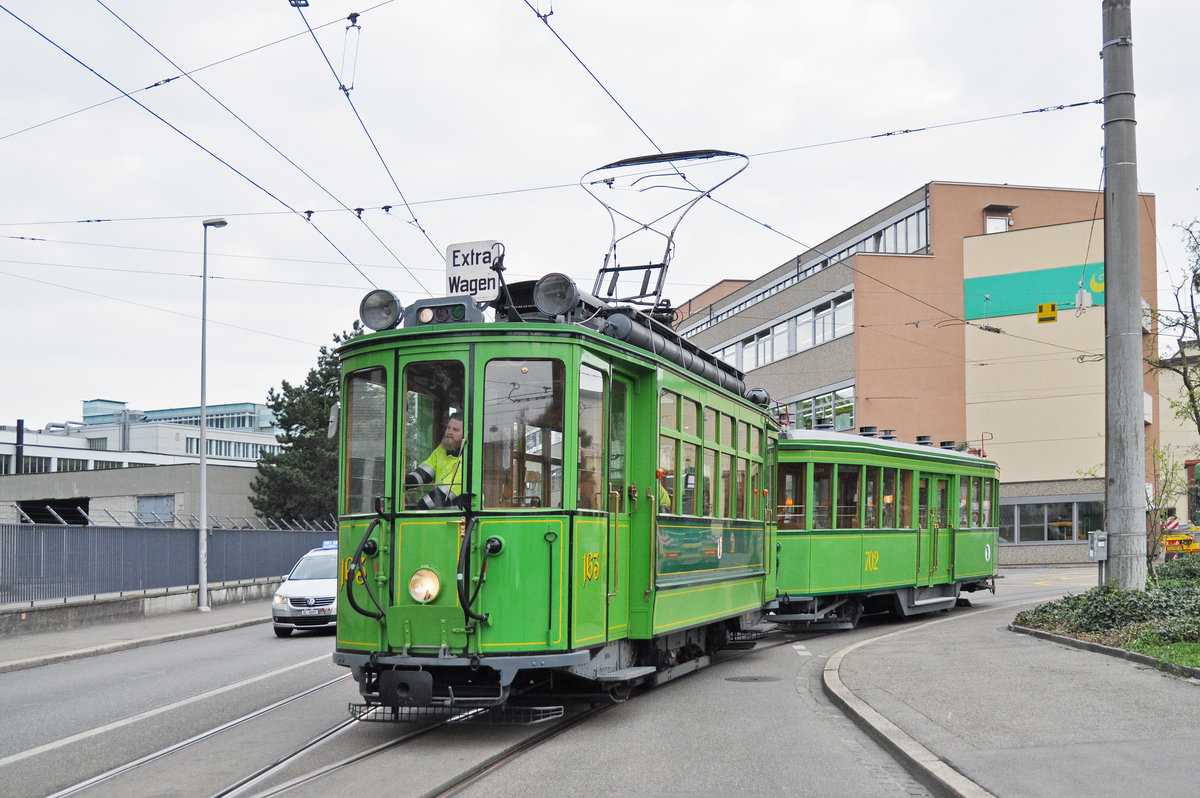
xmin=792 ymin=644 xmax=812 ymax=657
xmin=0 ymin=654 xmax=330 ymax=769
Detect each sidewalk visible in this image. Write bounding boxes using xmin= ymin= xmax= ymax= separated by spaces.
xmin=0 ymin=599 xmax=272 ymax=674
xmin=825 ymin=601 xmax=1200 ymax=798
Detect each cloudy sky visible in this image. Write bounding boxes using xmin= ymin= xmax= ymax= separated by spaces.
xmin=1 ymin=1 xmax=1195 ymax=430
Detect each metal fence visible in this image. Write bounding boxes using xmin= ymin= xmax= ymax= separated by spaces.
xmin=0 ymin=523 xmax=334 ymax=605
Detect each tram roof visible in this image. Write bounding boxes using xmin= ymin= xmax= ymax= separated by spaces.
xmin=779 ymin=429 xmax=996 ymax=468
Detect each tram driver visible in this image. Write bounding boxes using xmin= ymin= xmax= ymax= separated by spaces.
xmin=405 ymin=413 xmax=464 ymax=510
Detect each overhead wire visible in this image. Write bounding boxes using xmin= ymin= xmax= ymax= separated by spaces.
xmin=513 ymin=2 xmax=1105 ymax=359
xmin=0 ymin=1 xmax=399 ymax=144
xmin=294 ymin=4 xmax=443 ymax=261
xmin=92 ymin=0 xmax=429 ymax=296
xmin=0 ymin=3 xmax=379 ymax=290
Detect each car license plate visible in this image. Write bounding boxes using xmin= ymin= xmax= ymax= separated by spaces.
xmin=302 ymin=608 xmax=319 ymax=616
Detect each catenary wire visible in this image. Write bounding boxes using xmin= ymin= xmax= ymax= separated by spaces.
xmin=0 ymin=1 xmax=398 ymax=144
xmin=0 ymin=3 xmax=380 ymax=290
xmin=294 ymin=4 xmax=443 ymax=260
xmin=92 ymin=0 xmax=429 ymax=296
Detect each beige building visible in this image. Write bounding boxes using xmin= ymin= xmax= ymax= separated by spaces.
xmin=679 ymin=181 xmax=1163 ymax=564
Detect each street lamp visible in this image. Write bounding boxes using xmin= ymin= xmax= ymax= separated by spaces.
xmin=199 ymin=217 xmax=227 ymax=611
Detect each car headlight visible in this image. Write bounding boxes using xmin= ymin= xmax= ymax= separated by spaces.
xmin=408 ymin=569 xmax=441 ymax=603
xmin=273 ymin=594 xmax=287 ymax=605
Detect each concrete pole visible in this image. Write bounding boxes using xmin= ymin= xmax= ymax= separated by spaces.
xmin=199 ymin=218 xmax=227 ymax=610
xmin=1102 ymin=0 xmax=1147 ymax=590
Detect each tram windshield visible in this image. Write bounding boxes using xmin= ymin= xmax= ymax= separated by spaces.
xmin=482 ymin=359 xmax=565 ymax=509
xmin=401 ymin=361 xmax=465 ymax=510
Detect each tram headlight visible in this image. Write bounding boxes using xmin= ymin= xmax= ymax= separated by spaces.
xmin=533 ymin=273 xmax=579 ymax=317
xmin=408 ymin=568 xmax=441 ymax=603
xmin=359 ymin=289 xmax=403 ymax=331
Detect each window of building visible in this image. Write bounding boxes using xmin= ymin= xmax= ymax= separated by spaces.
xmin=94 ymin=460 xmax=122 ymax=470
xmin=58 ymin=458 xmax=88 ymax=472
xmin=999 ymin=498 xmax=1101 ymax=543
xmin=21 ymin=456 xmax=51 ymax=474
xmin=87 ymin=437 xmax=108 ymax=450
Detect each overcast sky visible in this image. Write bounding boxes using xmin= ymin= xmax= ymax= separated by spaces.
xmin=1 ymin=1 xmax=1195 ymax=430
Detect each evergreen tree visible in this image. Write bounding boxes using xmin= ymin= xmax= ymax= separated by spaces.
xmin=250 ymin=323 xmax=363 ymax=521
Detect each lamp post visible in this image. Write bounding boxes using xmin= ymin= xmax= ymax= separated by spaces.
xmin=199 ymin=217 xmax=227 ymax=611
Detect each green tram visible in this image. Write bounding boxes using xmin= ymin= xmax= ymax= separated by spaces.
xmin=332 ymin=274 xmax=777 ymax=717
xmin=769 ymin=430 xmax=998 ymax=629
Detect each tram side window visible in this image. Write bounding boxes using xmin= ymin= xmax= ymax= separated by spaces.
xmin=918 ymin=477 xmax=930 ymax=526
xmin=721 ymin=454 xmax=735 ymax=520
xmin=881 ymin=468 xmax=898 ymax=527
xmin=482 ymin=359 xmax=564 ymax=509
xmin=681 ymin=442 xmax=699 ymax=514
xmin=682 ymin=399 xmax=700 ymax=438
xmin=982 ymin=479 xmax=994 ymax=526
xmin=578 ymin=366 xmax=605 ymax=510
xmin=898 ymin=471 xmax=913 ymax=527
xmin=720 ymin=414 xmax=733 ymax=448
xmin=345 ymin=368 xmax=387 ymax=515
xmin=837 ymin=465 xmax=861 ymax=528
xmin=970 ymin=477 xmax=982 ymax=526
xmin=813 ymin=463 xmax=833 ymax=529
xmin=779 ymin=464 xmax=807 ymax=529
xmin=703 ymin=448 xmax=716 ymax=516
xmin=402 ymin=361 xmax=466 ymax=511
xmin=658 ymin=435 xmax=677 ymax=512
xmin=736 ymin=458 xmax=748 ymax=519
xmin=959 ymin=476 xmax=970 ymax=526
xmin=864 ymin=466 xmax=881 ymax=529
xmin=661 ymin=390 xmax=679 ymax=431
xmin=750 ymin=460 xmax=762 ymax=520
xmin=935 ymin=479 xmax=949 ymax=527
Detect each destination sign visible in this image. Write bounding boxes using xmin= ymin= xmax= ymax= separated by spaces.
xmin=445 ymin=240 xmax=501 ymax=303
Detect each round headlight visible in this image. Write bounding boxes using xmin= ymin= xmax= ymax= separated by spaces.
xmin=409 ymin=569 xmax=441 ymax=603
xmin=417 ymin=306 xmax=435 ymax=324
xmin=359 ymin=289 xmax=403 ymax=331
xmin=533 ymin=273 xmax=579 ymax=317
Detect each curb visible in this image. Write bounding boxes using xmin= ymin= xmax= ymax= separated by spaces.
xmin=822 ymin=635 xmax=996 ymax=798
xmin=0 ymin=616 xmax=270 ymax=675
xmin=1008 ymin=624 xmax=1200 ymax=681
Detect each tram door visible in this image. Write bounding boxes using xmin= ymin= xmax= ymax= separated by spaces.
xmin=918 ymin=476 xmax=951 ymax=585
xmin=605 ymin=376 xmax=633 ymax=639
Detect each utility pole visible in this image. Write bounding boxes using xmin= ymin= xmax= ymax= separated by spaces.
xmin=1102 ymin=0 xmax=1147 ymax=590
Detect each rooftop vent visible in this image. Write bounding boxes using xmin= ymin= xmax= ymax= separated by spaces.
xmin=939 ymin=440 xmax=957 ymax=450
xmin=915 ymin=435 xmax=933 ymax=446
xmin=879 ymin=429 xmax=897 ymax=440
xmin=859 ymin=426 xmax=878 ymax=437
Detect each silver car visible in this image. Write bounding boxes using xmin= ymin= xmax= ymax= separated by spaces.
xmin=272 ymin=547 xmax=338 ymax=637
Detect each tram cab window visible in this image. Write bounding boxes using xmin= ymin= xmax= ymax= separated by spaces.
xmin=345 ymin=367 xmax=387 ymax=515
xmin=401 ymin=361 xmax=466 ymax=511
xmin=577 ymin=366 xmax=605 ymax=510
xmin=482 ymin=359 xmax=564 ymax=509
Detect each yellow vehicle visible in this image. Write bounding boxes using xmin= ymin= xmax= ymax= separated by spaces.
xmin=1163 ymin=527 xmax=1200 ymax=561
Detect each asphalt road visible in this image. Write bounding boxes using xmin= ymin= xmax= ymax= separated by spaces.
xmin=0 ymin=566 xmax=1103 ymax=797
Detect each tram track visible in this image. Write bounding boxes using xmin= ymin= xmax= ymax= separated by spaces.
xmin=45 ymin=674 xmax=352 ymax=798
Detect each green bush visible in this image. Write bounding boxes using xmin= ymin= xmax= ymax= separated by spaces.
xmin=1015 ymin=582 xmax=1200 ymax=645
xmin=1156 ymin=551 xmax=1200 ymax=582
